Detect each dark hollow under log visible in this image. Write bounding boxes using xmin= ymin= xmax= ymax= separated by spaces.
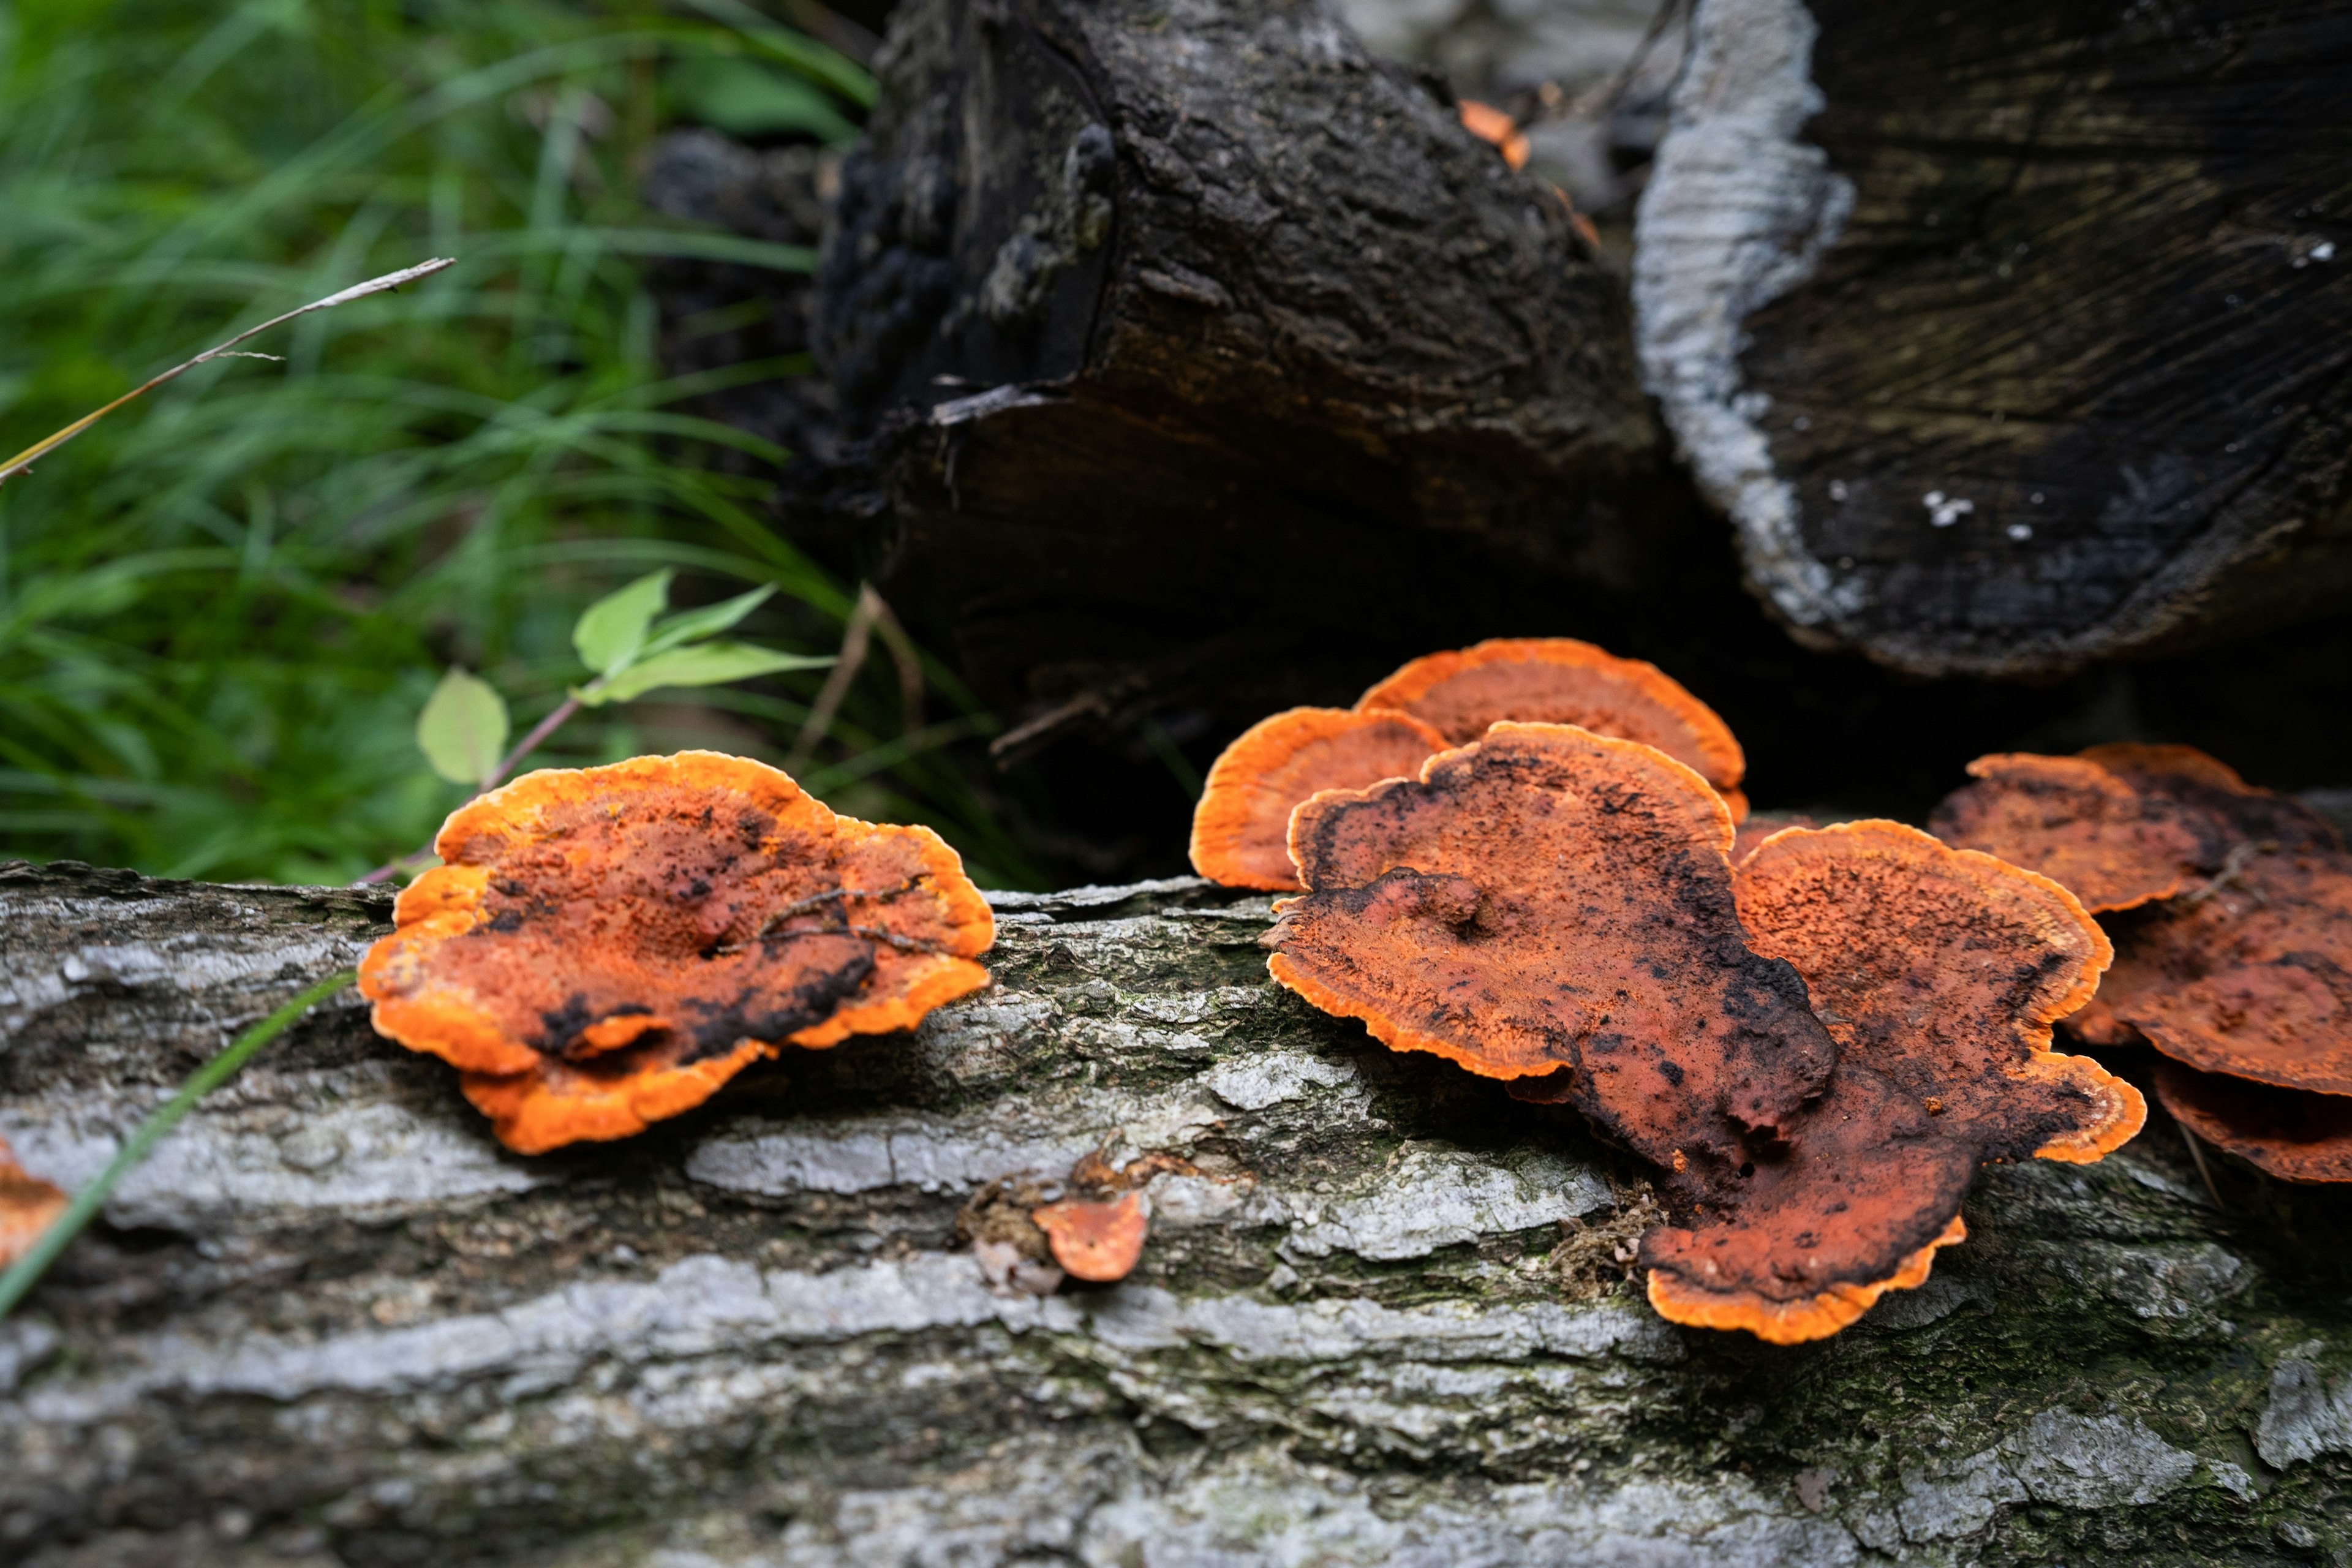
xmin=1638 ymin=0 xmax=2352 ymax=679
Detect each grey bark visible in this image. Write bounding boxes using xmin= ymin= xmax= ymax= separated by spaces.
xmin=1637 ymin=0 xmax=2352 ymax=678
xmin=7 ymin=859 xmax=2352 ymax=1564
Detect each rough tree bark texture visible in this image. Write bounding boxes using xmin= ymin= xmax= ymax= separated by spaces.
xmin=7 ymin=858 xmax=2352 ymax=1566
xmin=796 ymin=0 xmax=1698 ymax=728
xmin=1638 ymin=0 xmax=2352 ymax=678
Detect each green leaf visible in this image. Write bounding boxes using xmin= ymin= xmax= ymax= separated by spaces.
xmin=642 ymin=583 xmax=776 ymax=658
xmin=572 ymin=569 xmax=673 ymax=677
xmin=587 ymin=641 xmax=832 ymax=705
xmin=416 ymin=668 xmax=511 ymax=786
xmin=665 ymin=56 xmax=858 ymax=145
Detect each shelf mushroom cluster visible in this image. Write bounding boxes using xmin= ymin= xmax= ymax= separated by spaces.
xmin=360 ymin=752 xmax=996 ymax=1154
xmin=1191 ymin=642 xmax=2144 ymax=1344
xmin=1935 ymin=745 xmax=2352 ymax=1183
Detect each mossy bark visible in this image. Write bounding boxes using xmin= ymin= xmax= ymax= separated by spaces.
xmin=6 ymin=858 xmax=2352 ymax=1566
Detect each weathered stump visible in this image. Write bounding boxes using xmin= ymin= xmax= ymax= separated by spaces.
xmin=1638 ymin=0 xmax=2352 ymax=677
xmin=795 ymin=0 xmax=1697 ymax=729
xmin=7 ymin=858 xmax=2352 ymax=1564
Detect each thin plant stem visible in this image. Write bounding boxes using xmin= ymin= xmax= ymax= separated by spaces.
xmin=788 ymin=585 xmax=879 ymax=768
xmin=2178 ymin=1120 xmax=2226 ymax=1210
xmin=0 ymin=968 xmax=358 ymax=1321
xmin=0 ymin=260 xmax=454 ymax=486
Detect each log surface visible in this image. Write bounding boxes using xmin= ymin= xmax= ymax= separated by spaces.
xmin=6 ymin=858 xmax=2352 ymax=1566
xmin=1638 ymin=0 xmax=2352 ymax=677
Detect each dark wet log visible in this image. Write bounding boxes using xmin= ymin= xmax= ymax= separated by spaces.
xmin=9 ymin=858 xmax=2352 ymax=1564
xmin=1637 ymin=0 xmax=2352 ymax=677
xmin=796 ymin=0 xmax=1690 ymax=729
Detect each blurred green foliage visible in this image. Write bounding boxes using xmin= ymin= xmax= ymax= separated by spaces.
xmin=0 ymin=0 xmax=1044 ymax=886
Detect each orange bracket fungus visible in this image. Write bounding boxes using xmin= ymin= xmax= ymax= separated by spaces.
xmin=2098 ymin=838 xmax=2352 ymax=1097
xmin=2152 ymin=1059 xmax=2352 ymax=1185
xmin=1268 ymin=725 xmax=1919 ymax=1341
xmin=1190 ymin=706 xmax=1446 ymax=891
xmin=1931 ymin=744 xmax=2342 ymax=914
xmin=359 ymin=751 xmax=994 ymax=1154
xmin=0 ymin=1138 xmax=67 ymax=1271
xmin=1356 ymin=638 xmax=1748 ymax=820
xmin=1268 ymin=725 xmax=2139 ymax=1343
xmin=1929 ymin=753 xmax=2207 ymax=912
xmin=1031 ymin=1191 xmax=1150 ymax=1283
xmin=1733 ymin=821 xmax=2143 ymax=1169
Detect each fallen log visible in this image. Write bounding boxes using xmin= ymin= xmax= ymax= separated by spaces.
xmin=1638 ymin=0 xmax=2352 ymax=677
xmin=5 ymin=857 xmax=2351 ymax=1564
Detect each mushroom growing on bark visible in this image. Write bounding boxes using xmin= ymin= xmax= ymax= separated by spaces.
xmin=1267 ymin=724 xmax=2138 ymax=1342
xmin=359 ymin=752 xmax=994 ymax=1153
xmin=1189 ymin=707 xmax=1445 ymax=891
xmin=1357 ymin=638 xmax=1748 ymax=820
xmin=1031 ymin=1191 xmax=1150 ymax=1283
xmin=1936 ymin=742 xmax=2352 ymax=1182
xmin=2152 ymin=1060 xmax=2352 ymax=1185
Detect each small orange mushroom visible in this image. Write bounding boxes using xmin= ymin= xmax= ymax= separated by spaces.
xmin=2153 ymin=1058 xmax=2352 ymax=1185
xmin=1458 ymin=100 xmax=1531 ymax=171
xmin=1734 ymin=821 xmax=2144 ymax=1166
xmin=0 ymin=1137 xmax=67 ymax=1270
xmin=1189 ymin=707 xmax=1446 ymax=891
xmin=359 ymin=751 xmax=994 ymax=1153
xmin=1355 ymin=638 xmax=1747 ymax=820
xmin=1031 ymin=1191 xmax=1150 ymax=1282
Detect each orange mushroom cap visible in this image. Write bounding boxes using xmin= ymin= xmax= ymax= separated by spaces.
xmin=1031 ymin=1190 xmax=1150 ymax=1282
xmin=0 ymin=1136 xmax=67 ymax=1270
xmin=1190 ymin=707 xmax=1446 ymax=891
xmin=1929 ymin=753 xmax=2205 ymax=913
xmin=2101 ymin=844 xmax=2352 ymax=1096
xmin=1646 ymin=823 xmax=2142 ymax=1344
xmin=2154 ymin=1058 xmax=2352 ymax=1184
xmin=1271 ymin=727 xmax=1983 ymax=1332
xmin=1730 ymin=812 xmax=1820 ymax=866
xmin=1355 ymin=638 xmax=1746 ymax=819
xmin=358 ymin=752 xmax=994 ymax=1153
xmin=1734 ymin=821 xmax=2143 ymax=1166
xmin=1931 ymin=745 xmax=2342 ymax=916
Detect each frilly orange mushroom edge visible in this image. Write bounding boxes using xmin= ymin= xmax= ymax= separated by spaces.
xmin=1265 ymin=725 xmax=2141 ymax=1344
xmin=359 ymin=751 xmax=994 ymax=1153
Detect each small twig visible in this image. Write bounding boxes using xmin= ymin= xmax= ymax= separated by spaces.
xmin=0 ymin=968 xmax=357 ymax=1319
xmin=788 ymin=586 xmax=880 ymax=769
xmin=1558 ymin=0 xmax=1692 ymax=121
xmin=2177 ymin=1121 xmax=2226 ymax=1210
xmin=0 ymin=260 xmax=454 ymax=487
xmin=2183 ymin=840 xmax=2275 ymax=906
